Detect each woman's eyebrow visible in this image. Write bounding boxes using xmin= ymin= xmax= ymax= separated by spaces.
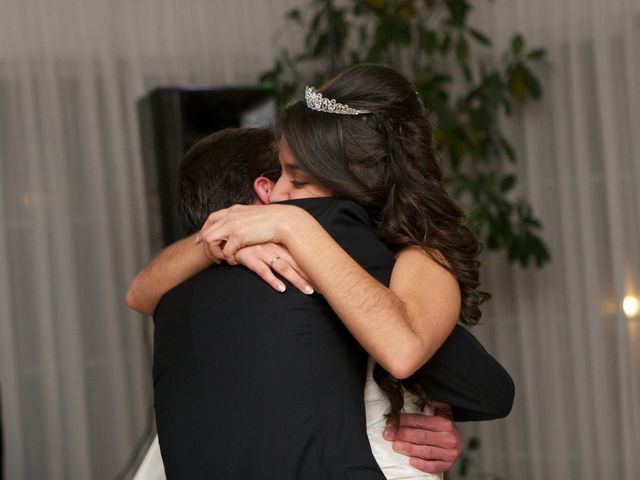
xmin=284 ymin=161 xmax=302 ymax=171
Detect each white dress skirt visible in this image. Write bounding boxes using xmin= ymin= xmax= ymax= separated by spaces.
xmin=134 ymin=359 xmax=443 ymax=480
xmin=364 ymin=358 xmax=442 ymax=480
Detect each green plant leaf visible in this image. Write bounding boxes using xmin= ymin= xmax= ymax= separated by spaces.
xmin=305 ymin=8 xmax=324 ymax=49
xmin=527 ymin=48 xmax=546 ymax=60
xmin=508 ymin=64 xmax=529 ymax=103
xmin=374 ymin=16 xmax=394 ymax=50
xmin=398 ymin=0 xmax=416 ymax=19
xmin=366 ymin=42 xmax=385 ymax=63
xmin=512 ymin=33 xmax=525 ymax=56
xmin=286 ymin=8 xmax=301 ymax=22
xmin=445 ymin=0 xmax=471 ymax=27
xmin=467 ymin=436 xmax=481 ymax=450
xmin=395 ymin=16 xmax=413 ymax=45
xmin=349 ymin=51 xmax=362 ymax=64
xmin=521 ymin=64 xmax=543 ymax=99
xmin=333 ymin=9 xmax=349 ymax=55
xmin=462 ymin=63 xmax=473 ymax=83
xmin=359 ymin=24 xmax=368 ymax=45
xmin=469 ymin=27 xmax=492 ymax=46
xmin=440 ymin=33 xmax=452 ymax=55
xmin=458 ymin=454 xmax=470 ymax=476
xmin=500 ymin=174 xmax=516 ymax=192
xmin=366 ymin=0 xmax=386 ymax=10
xmin=422 ymin=29 xmax=438 ymax=54
xmin=456 ymin=35 xmax=470 ymax=62
xmin=502 ymin=97 xmax=513 ymax=116
xmin=312 ymin=33 xmax=328 ymax=57
xmin=258 ymin=69 xmax=278 ymax=86
xmin=534 ymin=237 xmax=552 ymax=266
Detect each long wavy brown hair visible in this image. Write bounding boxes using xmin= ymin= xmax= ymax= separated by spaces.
xmin=278 ymin=64 xmax=491 ymax=426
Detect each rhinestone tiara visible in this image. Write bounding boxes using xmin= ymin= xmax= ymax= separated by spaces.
xmin=304 ymin=86 xmax=370 ymax=115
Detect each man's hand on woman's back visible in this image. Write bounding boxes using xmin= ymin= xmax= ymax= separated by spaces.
xmin=383 ymin=405 xmax=462 ymax=474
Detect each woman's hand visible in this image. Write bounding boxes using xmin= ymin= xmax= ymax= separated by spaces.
xmin=196 ymin=204 xmax=301 ymax=262
xmin=233 ymin=243 xmax=315 ymax=295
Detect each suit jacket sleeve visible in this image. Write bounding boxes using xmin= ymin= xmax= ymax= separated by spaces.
xmin=412 ymin=325 xmax=515 ymax=422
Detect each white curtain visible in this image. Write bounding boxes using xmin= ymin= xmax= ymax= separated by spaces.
xmin=0 ymin=1 xmax=298 ymax=479
xmin=460 ymin=1 xmax=640 ymax=480
xmin=1 ymin=1 xmax=639 ymax=480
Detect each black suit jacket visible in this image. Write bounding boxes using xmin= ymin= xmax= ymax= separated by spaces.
xmin=153 ymin=198 xmax=513 ymax=479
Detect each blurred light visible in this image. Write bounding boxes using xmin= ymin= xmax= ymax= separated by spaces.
xmin=20 ymin=191 xmax=46 ymax=210
xmin=22 ymin=192 xmax=32 ymax=208
xmin=623 ymin=295 xmax=640 ymax=318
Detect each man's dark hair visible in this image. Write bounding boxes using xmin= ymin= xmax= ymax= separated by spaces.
xmin=177 ymin=127 xmax=279 ymax=234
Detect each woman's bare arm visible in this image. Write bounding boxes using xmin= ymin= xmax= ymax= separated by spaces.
xmin=200 ymin=204 xmax=461 ymax=378
xmin=280 ymin=216 xmax=460 ymax=378
xmin=125 ymin=234 xmax=213 ymax=316
xmin=125 ymin=234 xmax=312 ymax=316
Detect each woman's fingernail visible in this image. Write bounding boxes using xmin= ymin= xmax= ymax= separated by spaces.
xmin=383 ymin=428 xmax=393 ymax=439
xmin=195 ymin=235 xmax=200 ymax=244
xmin=277 ymin=284 xmax=286 ymax=293
xmin=304 ymin=286 xmax=314 ymax=295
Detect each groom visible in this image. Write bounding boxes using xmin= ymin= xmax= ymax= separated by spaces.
xmin=131 ymin=127 xmax=513 ymax=478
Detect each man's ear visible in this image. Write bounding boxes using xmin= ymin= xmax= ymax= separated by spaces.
xmin=253 ymin=176 xmax=275 ymax=204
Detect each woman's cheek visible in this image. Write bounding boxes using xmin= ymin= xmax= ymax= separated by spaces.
xmin=268 ymin=178 xmax=292 ymax=202
xmin=288 ymin=189 xmax=313 ymax=200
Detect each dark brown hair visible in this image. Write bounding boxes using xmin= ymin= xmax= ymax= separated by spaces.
xmin=177 ymin=127 xmax=278 ymax=234
xmin=278 ymin=64 xmax=490 ymax=425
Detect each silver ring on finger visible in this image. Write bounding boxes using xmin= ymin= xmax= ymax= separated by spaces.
xmin=269 ymin=256 xmax=281 ymax=267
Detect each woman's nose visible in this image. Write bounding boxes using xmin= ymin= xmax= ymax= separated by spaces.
xmin=268 ymin=182 xmax=289 ymax=202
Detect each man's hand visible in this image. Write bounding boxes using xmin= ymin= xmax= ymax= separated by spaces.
xmin=383 ymin=405 xmax=462 ymax=474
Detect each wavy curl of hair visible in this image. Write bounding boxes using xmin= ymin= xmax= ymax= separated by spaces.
xmin=278 ymin=64 xmax=491 ymax=426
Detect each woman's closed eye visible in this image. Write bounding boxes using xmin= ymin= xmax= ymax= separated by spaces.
xmin=290 ymin=180 xmax=310 ymax=188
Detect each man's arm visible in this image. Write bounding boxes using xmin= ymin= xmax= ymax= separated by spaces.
xmin=379 ymin=327 xmax=513 ymax=473
xmin=412 ymin=324 xmax=515 ymax=422
xmin=384 ymin=406 xmax=462 ymax=474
